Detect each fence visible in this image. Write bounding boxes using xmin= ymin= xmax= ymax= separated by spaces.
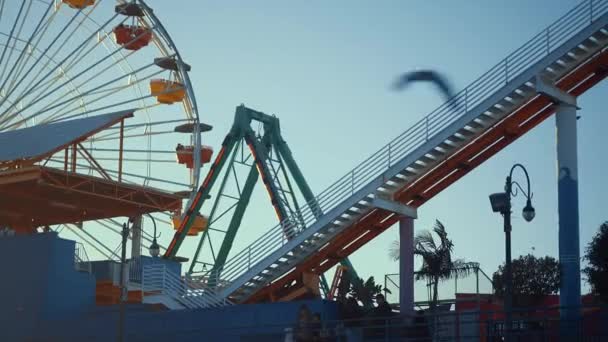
xmin=384 ymin=268 xmax=494 ymax=307
xmin=124 ymin=305 xmax=608 ymax=341
xmin=74 ymin=242 xmax=92 ymax=273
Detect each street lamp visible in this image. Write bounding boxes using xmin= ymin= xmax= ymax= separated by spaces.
xmin=147 ymin=214 xmax=160 ymax=257
xmin=489 ymin=163 xmax=535 ymax=342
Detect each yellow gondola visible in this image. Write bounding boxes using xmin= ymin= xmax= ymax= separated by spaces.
xmin=172 ymin=214 xmax=208 ymax=236
xmin=150 ymin=79 xmax=186 ymax=104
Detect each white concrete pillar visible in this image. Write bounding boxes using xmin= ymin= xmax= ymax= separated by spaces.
xmin=556 ymin=104 xmax=581 ymax=325
xmin=399 ymin=216 xmax=414 ymax=317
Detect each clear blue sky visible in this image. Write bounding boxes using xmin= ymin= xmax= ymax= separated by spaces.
xmin=148 ymin=0 xmax=606 ymax=297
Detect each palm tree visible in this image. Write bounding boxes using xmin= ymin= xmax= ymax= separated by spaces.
xmin=390 ymin=220 xmax=478 ymax=309
xmin=349 ymin=276 xmax=390 ymax=308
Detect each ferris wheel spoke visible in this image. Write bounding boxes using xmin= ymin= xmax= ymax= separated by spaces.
xmin=0 ymin=0 xmax=5 ymax=29
xmin=0 ymin=0 xmax=34 ymax=90
xmin=47 ymin=158 xmax=192 ymax=189
xmin=0 ymin=13 xmax=121 ymax=125
xmin=106 ymin=118 xmax=191 ymax=132
xmin=19 ymin=62 xmax=159 ymax=127
xmin=0 ymin=1 xmax=200 ymax=262
xmin=29 ymin=33 xmax=130 ymax=100
xmin=43 ymin=68 xmax=164 ymax=122
xmin=88 ymin=148 xmax=176 ymax=154
xmin=94 ymin=157 xmax=175 ymax=163
xmin=0 ymin=1 xmax=26 ymax=84
xmin=91 ymin=129 xmax=176 ymax=143
xmin=0 ymin=43 xmax=83 ymax=129
xmin=23 ymin=10 xmax=128 ymax=102
xmin=17 ymin=4 xmax=104 ymax=100
xmin=66 ymin=224 xmax=119 ymax=260
xmin=2 ymin=11 xmax=64 ymax=108
xmin=0 ymin=22 xmax=155 ymax=128
xmin=0 ymin=7 xmax=83 ymax=114
xmin=4 ymin=4 xmax=60 ymax=95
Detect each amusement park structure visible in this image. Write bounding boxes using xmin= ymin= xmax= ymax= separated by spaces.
xmin=163 ymin=104 xmax=361 ymax=301
xmin=1 ymin=0 xmax=608 ymax=339
xmin=160 ymin=0 xmax=608 ymax=314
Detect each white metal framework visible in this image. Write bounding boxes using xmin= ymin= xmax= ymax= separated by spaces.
xmin=0 ymin=0 xmax=201 ymax=261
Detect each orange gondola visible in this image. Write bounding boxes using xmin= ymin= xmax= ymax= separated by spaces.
xmin=150 ymin=79 xmax=186 ymax=104
xmin=113 ymin=24 xmax=152 ymax=51
xmin=62 ymin=0 xmax=95 ymax=9
xmin=172 ymin=214 xmax=208 ymax=236
xmin=176 ymin=144 xmax=213 ymax=169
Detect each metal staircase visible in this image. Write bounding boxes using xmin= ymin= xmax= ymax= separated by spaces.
xmin=141 ymin=264 xmax=230 ymax=309
xmin=206 ymin=0 xmax=608 ymax=304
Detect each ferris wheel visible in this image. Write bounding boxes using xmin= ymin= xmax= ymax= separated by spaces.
xmin=0 ymin=0 xmax=208 ymax=261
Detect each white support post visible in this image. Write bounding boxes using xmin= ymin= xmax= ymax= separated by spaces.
xmin=399 ymin=216 xmax=415 ymax=319
xmin=556 ymin=103 xmax=582 ymax=333
xmin=537 ymin=75 xmax=581 ymax=334
xmin=371 ymin=196 xmax=417 ymax=318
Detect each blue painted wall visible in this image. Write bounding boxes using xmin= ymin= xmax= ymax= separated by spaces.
xmin=0 ymin=233 xmax=337 ymax=341
xmin=36 ymin=299 xmax=338 ymax=341
xmin=0 ymin=232 xmax=95 ymax=340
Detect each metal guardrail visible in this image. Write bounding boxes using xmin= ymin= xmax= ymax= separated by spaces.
xmin=126 ymin=306 xmax=608 ymax=341
xmin=384 ymin=268 xmax=495 ymax=305
xmin=214 ymin=0 xmax=608 ymax=289
xmin=74 ymin=242 xmax=92 ymax=273
xmin=141 ymin=264 xmax=229 ymax=309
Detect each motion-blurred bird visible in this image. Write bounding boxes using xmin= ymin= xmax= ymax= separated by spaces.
xmin=393 ymin=69 xmax=456 ymax=109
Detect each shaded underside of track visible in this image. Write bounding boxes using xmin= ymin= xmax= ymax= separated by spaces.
xmin=246 ymin=48 xmax=608 ymax=303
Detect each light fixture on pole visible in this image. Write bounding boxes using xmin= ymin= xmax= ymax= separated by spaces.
xmin=489 ymin=163 xmax=534 ymax=342
xmin=147 ymin=214 xmax=160 ymax=258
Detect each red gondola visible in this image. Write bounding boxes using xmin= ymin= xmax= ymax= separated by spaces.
xmin=176 ymin=144 xmax=213 ymax=169
xmin=113 ymin=24 xmax=152 ymax=51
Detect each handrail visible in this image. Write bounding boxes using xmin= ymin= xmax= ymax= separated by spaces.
xmin=142 ymin=264 xmax=230 ymax=308
xmin=74 ymin=242 xmax=92 ymax=273
xmin=213 ymin=0 xmax=608 ymax=291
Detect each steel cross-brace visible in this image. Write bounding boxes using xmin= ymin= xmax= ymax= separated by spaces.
xmin=164 ymin=105 xmax=358 ymax=297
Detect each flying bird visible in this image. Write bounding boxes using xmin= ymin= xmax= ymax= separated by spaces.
xmin=393 ymin=69 xmax=457 ymax=110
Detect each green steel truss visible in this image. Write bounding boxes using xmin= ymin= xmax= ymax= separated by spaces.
xmin=173 ymin=105 xmax=357 ymax=297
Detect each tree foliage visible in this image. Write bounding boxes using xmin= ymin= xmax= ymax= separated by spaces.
xmin=492 ymin=254 xmax=560 ymax=305
xmin=412 ymin=220 xmax=478 ymax=308
xmin=348 ymin=276 xmax=389 ymax=306
xmin=583 ymin=222 xmax=608 ymax=301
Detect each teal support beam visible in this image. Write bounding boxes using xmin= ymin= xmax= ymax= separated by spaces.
xmin=164 ymin=136 xmax=238 ymax=259
xmin=244 ymin=129 xmax=294 ymax=235
xmin=210 ymin=163 xmax=259 ymax=281
xmin=187 ymin=136 xmax=241 ymax=273
xmin=274 ymin=133 xmax=322 ymax=218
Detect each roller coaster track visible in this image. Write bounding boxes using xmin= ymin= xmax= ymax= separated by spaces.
xmin=175 ymin=0 xmax=608 ymax=304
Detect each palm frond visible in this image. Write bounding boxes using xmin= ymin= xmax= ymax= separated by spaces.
xmin=450 ymin=260 xmax=480 ymax=278
xmin=389 ymin=239 xmax=400 ymax=261
xmin=414 ymin=231 xmax=437 ymax=254
xmin=433 ymin=220 xmax=454 ymax=252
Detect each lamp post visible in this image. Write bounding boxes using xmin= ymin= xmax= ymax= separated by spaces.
xmin=489 ymin=163 xmax=535 ymax=342
xmin=147 ymin=214 xmax=160 ymax=257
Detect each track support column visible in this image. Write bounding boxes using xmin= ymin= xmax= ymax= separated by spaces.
xmin=537 ymin=75 xmax=581 ymax=332
xmin=399 ymin=216 xmax=414 ymax=318
xmin=556 ymin=103 xmax=581 ymax=328
xmin=372 ymin=196 xmax=417 ymax=317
